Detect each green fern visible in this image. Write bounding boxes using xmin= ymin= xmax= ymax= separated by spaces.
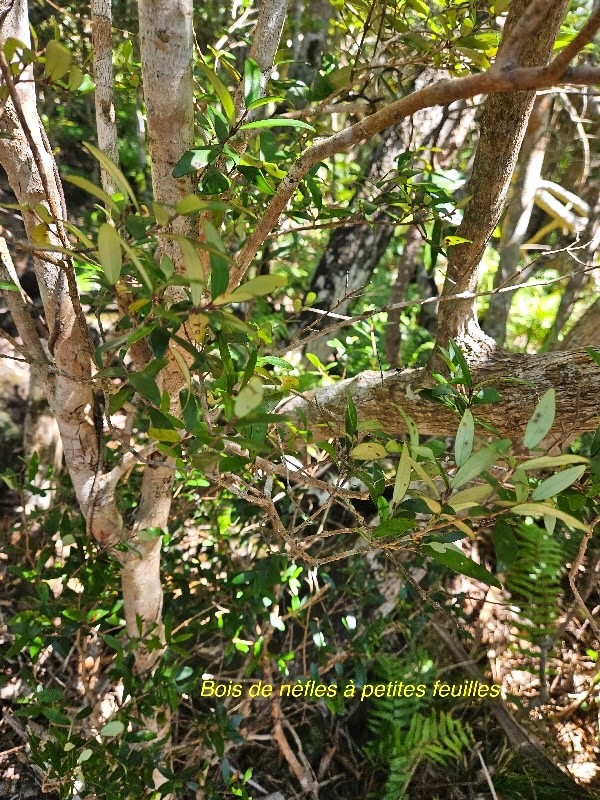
xmin=504 ymin=522 xmax=565 ymax=654
xmin=367 ymin=652 xmax=474 ymax=799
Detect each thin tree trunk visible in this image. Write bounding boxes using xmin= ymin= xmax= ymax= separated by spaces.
xmin=91 ymin=0 xmax=118 ymax=195
xmin=436 ymin=0 xmax=568 ymax=352
xmin=483 ymin=96 xmax=551 ymax=345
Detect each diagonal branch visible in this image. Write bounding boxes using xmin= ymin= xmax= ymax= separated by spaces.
xmin=228 ymin=61 xmax=600 ymax=290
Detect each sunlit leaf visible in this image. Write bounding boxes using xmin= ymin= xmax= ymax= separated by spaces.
xmin=349 ymin=442 xmax=388 ymax=460
xmin=97 ymin=223 xmax=122 ymax=284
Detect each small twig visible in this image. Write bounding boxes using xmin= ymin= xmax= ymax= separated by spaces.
xmin=568 ymin=514 xmax=600 ymax=641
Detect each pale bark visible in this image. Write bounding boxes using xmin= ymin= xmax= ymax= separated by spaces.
xmin=91 ymin=0 xmax=118 ymax=195
xmin=137 ymin=0 xmax=194 ymax=243
xmin=279 ymin=349 xmax=600 ymax=441
xmin=233 ymin=0 xmax=287 ymax=121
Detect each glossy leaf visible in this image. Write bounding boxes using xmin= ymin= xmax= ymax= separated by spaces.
xmin=198 ymin=62 xmax=235 ymax=123
xmin=244 ymin=58 xmax=262 ymax=106
xmin=239 ymin=118 xmax=315 ymax=132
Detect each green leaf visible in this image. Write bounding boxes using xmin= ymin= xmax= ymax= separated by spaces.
xmin=520 ymin=454 xmax=588 ymax=470
xmin=391 ymin=444 xmax=411 ymax=509
xmin=108 ymin=386 xmax=134 ymax=414
xmin=492 ymin=520 xmax=518 ymax=570
xmin=148 ymin=428 xmax=181 ymax=444
xmin=97 ymin=223 xmax=122 ymax=284
xmin=423 ymin=542 xmax=501 ymax=588
xmin=349 ymin=442 xmax=387 ymax=460
xmin=455 ymin=409 xmax=474 ymax=467
xmin=247 ymin=96 xmax=285 ymax=110
xmin=215 ymin=274 xmax=288 ymax=304
xmin=84 ymin=142 xmax=139 ymax=209
xmin=129 ymin=372 xmax=161 ymax=406
xmin=450 ymin=445 xmax=500 ymax=489
xmin=448 ymin=483 xmax=493 ymax=511
xmin=234 ymin=376 xmax=264 ymax=417
xmin=373 ymin=517 xmax=415 ymax=537
xmin=472 ymin=387 xmax=502 ymax=404
xmin=44 ymin=40 xmax=72 ymax=81
xmin=172 ymin=147 xmax=216 ymax=178
xmin=67 ymin=65 xmax=84 ymax=91
xmin=345 ymin=394 xmax=357 ymax=438
xmin=244 ymin=58 xmax=262 ymax=106
xmin=510 ymin=502 xmax=589 ymax=532
xmin=448 ymin=339 xmax=472 ymax=387
xmin=0 ymin=280 xmax=19 ymax=292
xmin=585 ymin=347 xmax=600 ymax=366
xmin=62 ymin=174 xmax=121 ymax=213
xmin=100 ymin=720 xmax=125 ymax=737
xmin=239 ymin=118 xmax=315 ymax=132
xmin=531 ymin=465 xmax=586 ymax=501
xmin=175 ymin=195 xmax=228 ymax=215
xmin=202 ymin=220 xmax=229 ymax=299
xmin=198 ymin=62 xmax=235 ymax=123
xmin=395 ymin=405 xmax=419 ymax=452
xmin=523 ymin=388 xmax=555 ymax=449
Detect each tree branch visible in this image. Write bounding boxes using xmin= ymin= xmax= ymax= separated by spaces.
xmin=228 ymin=61 xmax=600 ymax=289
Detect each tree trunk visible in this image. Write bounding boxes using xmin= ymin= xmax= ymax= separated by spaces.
xmin=483 ymin=96 xmax=551 ymax=345
xmin=436 ymin=0 xmax=568 ymax=350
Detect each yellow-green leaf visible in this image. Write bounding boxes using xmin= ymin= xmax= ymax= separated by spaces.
xmin=349 ymin=442 xmax=388 ymax=460
xmin=84 ymin=142 xmax=139 ymax=209
xmin=234 ymin=376 xmax=264 ymax=417
xmin=510 ymin=503 xmax=589 ymax=532
xmin=62 ymin=174 xmax=121 ymax=213
xmin=391 ymin=444 xmax=411 ymax=509
xmin=97 ymin=223 xmax=122 ymax=284
xmin=44 ymin=40 xmax=72 ymax=81
xmin=198 ymin=62 xmax=235 ymax=124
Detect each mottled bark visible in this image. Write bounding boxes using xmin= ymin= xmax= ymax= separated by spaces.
xmin=280 ymin=349 xmax=600 ymax=441
xmin=91 ymin=0 xmax=118 ymax=195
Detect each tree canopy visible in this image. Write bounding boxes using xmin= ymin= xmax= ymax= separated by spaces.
xmin=0 ymin=0 xmax=600 ymax=798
